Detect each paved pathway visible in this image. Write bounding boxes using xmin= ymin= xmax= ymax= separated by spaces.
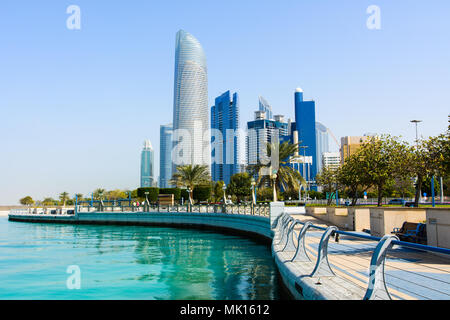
xmin=287 ymin=214 xmax=450 ymax=300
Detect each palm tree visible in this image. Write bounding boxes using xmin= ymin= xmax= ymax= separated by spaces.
xmin=170 ymin=164 xmax=211 ymax=205
xmin=248 ymin=141 xmax=306 ymax=199
xmin=59 ymin=192 xmax=69 ymax=207
xmin=93 ymin=188 xmax=105 ymax=201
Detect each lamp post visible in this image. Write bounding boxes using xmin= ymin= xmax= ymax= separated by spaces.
xmin=411 ymin=120 xmax=423 ymax=203
xmin=187 ymin=187 xmax=192 ymax=211
xmin=271 ymin=171 xmax=278 ymax=202
xmin=410 ymin=120 xmax=422 ymax=147
xmin=144 ymin=191 xmax=150 ymax=211
xmin=251 ymin=178 xmax=256 ymax=206
xmin=222 ymin=184 xmax=227 ymax=204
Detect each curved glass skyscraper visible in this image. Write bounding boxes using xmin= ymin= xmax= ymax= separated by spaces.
xmin=172 ymin=30 xmax=209 ymax=168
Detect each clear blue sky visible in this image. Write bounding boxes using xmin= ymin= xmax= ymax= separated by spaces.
xmin=0 ymin=0 xmax=449 ymax=205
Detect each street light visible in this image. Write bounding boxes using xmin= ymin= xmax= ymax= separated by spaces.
xmin=410 ymin=120 xmax=422 ymax=147
xmin=222 ymin=184 xmax=227 ymax=204
xmin=251 ymin=178 xmax=257 ymax=205
xmin=271 ymin=171 xmax=278 ymax=202
xmin=144 ymin=191 xmax=150 ymax=205
xmin=411 ymin=120 xmax=423 ymax=203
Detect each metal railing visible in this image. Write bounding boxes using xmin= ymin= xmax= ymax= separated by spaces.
xmin=273 ymin=212 xmax=450 ymax=300
xmin=74 ymin=203 xmax=270 ymax=217
xmin=9 ymin=208 xmax=75 ymax=216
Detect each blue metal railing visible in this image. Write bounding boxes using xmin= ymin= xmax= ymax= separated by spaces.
xmin=273 ymin=212 xmax=450 ymax=300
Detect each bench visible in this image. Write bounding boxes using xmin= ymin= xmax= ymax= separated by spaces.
xmin=392 ymin=222 xmax=427 ymax=244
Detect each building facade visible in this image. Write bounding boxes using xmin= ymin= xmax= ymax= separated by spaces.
xmin=172 ymin=30 xmax=209 ymax=170
xmin=246 ymin=110 xmax=288 ymax=167
xmin=316 ymin=122 xmax=330 ymax=174
xmin=322 ymin=152 xmax=341 ymax=170
xmin=140 ymin=140 xmax=154 ymax=187
xmin=258 ymin=96 xmax=274 ymax=120
xmin=159 ymin=124 xmax=173 ymax=188
xmin=211 ymin=91 xmax=241 ymax=184
xmin=340 ymin=136 xmax=371 ymax=163
xmin=294 ymin=88 xmax=317 ymax=183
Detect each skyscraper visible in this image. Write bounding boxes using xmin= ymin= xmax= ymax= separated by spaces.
xmin=258 ymin=96 xmax=274 ymax=120
xmin=172 ymin=30 xmax=209 ymax=170
xmin=211 ymin=91 xmax=241 ymax=184
xmin=140 ymin=140 xmax=154 ymax=187
xmin=247 ymin=109 xmax=288 ymax=167
xmin=316 ymin=122 xmax=330 ymax=174
xmin=159 ymin=124 xmax=173 ymax=188
xmin=340 ymin=136 xmax=371 ymax=163
xmin=294 ymin=88 xmax=317 ymax=183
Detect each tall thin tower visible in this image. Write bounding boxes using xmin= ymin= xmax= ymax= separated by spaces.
xmin=172 ymin=30 xmax=209 ymax=171
xmin=140 ymin=140 xmax=154 ymax=187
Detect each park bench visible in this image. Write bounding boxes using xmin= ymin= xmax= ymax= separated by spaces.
xmin=392 ymin=222 xmax=427 ymax=244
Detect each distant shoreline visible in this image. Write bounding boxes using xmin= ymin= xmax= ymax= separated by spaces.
xmin=0 ymin=212 xmax=9 ymax=217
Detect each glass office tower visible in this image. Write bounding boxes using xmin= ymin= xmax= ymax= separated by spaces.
xmin=315 ymin=122 xmax=330 ymax=174
xmin=211 ymin=91 xmax=240 ymax=184
xmin=294 ymin=88 xmax=317 ymax=183
xmin=141 ymin=140 xmax=154 ymax=187
xmin=159 ymin=124 xmax=173 ymax=188
xmin=172 ymin=30 xmax=209 ymax=170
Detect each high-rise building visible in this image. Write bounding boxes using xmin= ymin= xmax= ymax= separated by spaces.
xmin=172 ymin=30 xmax=209 ymax=170
xmin=159 ymin=124 xmax=173 ymax=188
xmin=140 ymin=140 xmax=154 ymax=187
xmin=294 ymin=88 xmax=317 ymax=183
xmin=322 ymin=152 xmax=341 ymax=170
xmin=340 ymin=136 xmax=371 ymax=163
xmin=316 ymin=122 xmax=330 ymax=174
xmin=247 ymin=109 xmax=288 ymax=167
xmin=258 ymin=96 xmax=273 ymax=120
xmin=211 ymin=91 xmax=241 ymax=184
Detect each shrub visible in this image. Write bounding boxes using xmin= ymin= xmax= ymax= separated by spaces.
xmin=159 ymin=188 xmax=181 ymax=200
xmin=137 ymin=188 xmax=159 ymax=202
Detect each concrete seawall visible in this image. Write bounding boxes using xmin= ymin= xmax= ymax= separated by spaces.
xmin=8 ymin=211 xmax=273 ymax=243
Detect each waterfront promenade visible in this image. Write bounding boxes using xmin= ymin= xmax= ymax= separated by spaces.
xmin=8 ymin=205 xmax=450 ymax=300
xmin=273 ymin=213 xmax=450 ymax=300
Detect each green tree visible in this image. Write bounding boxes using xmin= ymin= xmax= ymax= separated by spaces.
xmin=59 ymin=192 xmax=69 ymax=206
xmin=19 ymin=196 xmax=34 ymax=206
xmin=408 ymin=135 xmax=447 ymax=207
xmin=74 ymin=193 xmax=84 ymax=202
xmin=42 ymin=198 xmax=57 ymax=206
xmin=356 ymin=135 xmax=410 ymax=207
xmin=93 ymin=188 xmax=106 ymax=200
xmin=170 ymin=164 xmax=211 ymax=204
xmin=337 ymin=153 xmax=372 ymax=206
xmin=316 ymin=166 xmax=340 ymax=205
xmin=213 ymin=181 xmax=225 ymax=202
xmin=193 ymin=185 xmax=212 ymax=202
xmin=248 ymin=141 xmax=306 ymax=197
xmin=136 ymin=188 xmax=159 ymax=202
xmin=227 ymin=173 xmax=252 ymax=203
xmin=256 ymin=187 xmax=273 ymax=202
xmin=106 ymin=189 xmax=127 ymax=200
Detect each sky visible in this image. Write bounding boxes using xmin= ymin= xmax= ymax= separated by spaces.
xmin=0 ymin=0 xmax=449 ymax=205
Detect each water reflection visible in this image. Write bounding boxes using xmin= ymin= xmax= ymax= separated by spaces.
xmin=1 ymin=219 xmax=280 ymax=300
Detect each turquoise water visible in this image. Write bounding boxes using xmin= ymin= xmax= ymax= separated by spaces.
xmin=0 ymin=217 xmax=281 ymax=300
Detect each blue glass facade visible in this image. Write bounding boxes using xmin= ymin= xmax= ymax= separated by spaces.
xmin=294 ymin=89 xmax=317 ymax=182
xmin=211 ymin=91 xmax=240 ymax=184
xmin=246 ymin=118 xmax=288 ymax=166
xmin=159 ymin=124 xmax=173 ymax=188
xmin=140 ymin=140 xmax=154 ymax=187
